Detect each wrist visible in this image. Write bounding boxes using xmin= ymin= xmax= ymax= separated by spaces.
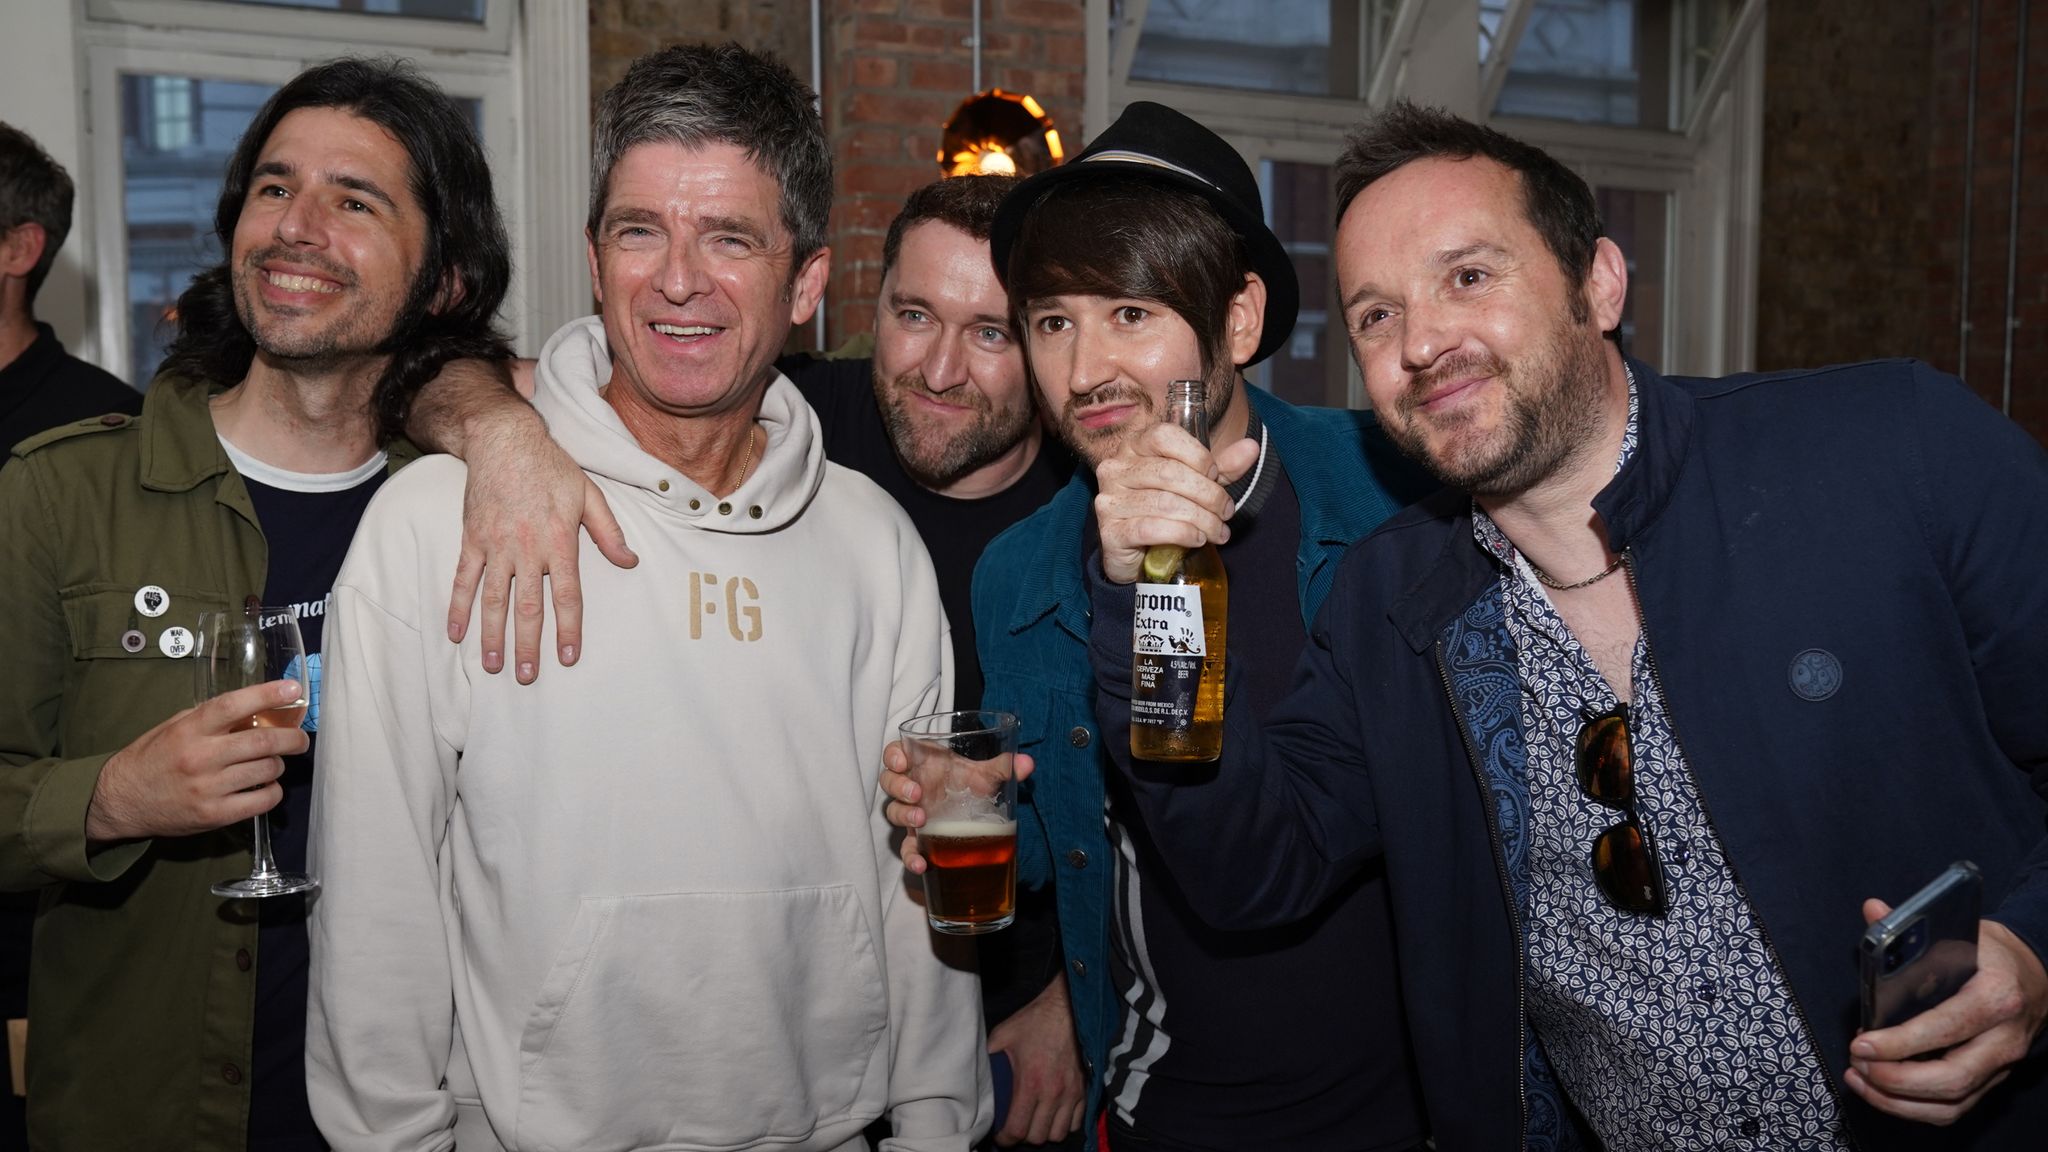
xmin=83 ymin=755 xmax=132 ymax=844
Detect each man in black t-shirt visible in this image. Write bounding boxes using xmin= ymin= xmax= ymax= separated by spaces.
xmin=780 ymin=176 xmax=1085 ymax=1152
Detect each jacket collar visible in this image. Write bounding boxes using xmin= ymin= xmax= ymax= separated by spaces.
xmin=0 ymin=323 xmax=63 ymax=405
xmin=1006 ymin=468 xmax=1095 ymax=640
xmin=1385 ymin=356 xmax=1693 ymax=653
xmin=1249 ymin=384 xmax=1376 ymax=549
xmin=139 ymin=375 xmax=233 ymax=493
xmin=1592 ymin=357 xmax=1694 ymax=551
xmin=139 ymin=372 xmax=417 ymax=495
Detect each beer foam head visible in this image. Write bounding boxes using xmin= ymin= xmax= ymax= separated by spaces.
xmin=922 ymin=818 xmax=1017 ymax=837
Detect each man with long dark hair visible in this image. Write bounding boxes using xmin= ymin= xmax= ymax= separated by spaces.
xmin=0 ymin=57 xmax=509 ymax=1150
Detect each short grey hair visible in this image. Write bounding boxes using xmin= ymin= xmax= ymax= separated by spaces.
xmin=0 ymin=122 xmax=75 ymax=304
xmin=588 ymin=42 xmax=832 ymax=266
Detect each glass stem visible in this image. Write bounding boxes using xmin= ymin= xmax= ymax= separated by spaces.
xmin=249 ymin=813 xmax=281 ymax=880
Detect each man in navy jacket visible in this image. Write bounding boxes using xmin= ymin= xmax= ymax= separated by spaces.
xmin=1084 ymin=102 xmax=2048 ymax=1150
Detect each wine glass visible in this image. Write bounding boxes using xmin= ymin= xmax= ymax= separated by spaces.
xmin=196 ymin=606 xmax=318 ymax=899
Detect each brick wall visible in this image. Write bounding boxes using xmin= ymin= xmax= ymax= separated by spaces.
xmin=1758 ymin=0 xmax=2048 ymax=442
xmin=585 ymin=0 xmax=1087 ymax=351
xmin=821 ymin=0 xmax=1086 ymax=342
xmin=588 ymin=0 xmax=813 ymax=110
xmin=1755 ymin=2 xmax=1936 ymax=369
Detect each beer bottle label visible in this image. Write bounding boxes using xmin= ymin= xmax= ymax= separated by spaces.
xmin=1132 ymin=582 xmax=1204 ymax=730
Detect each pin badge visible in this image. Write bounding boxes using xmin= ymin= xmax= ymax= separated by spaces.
xmin=135 ymin=585 xmax=169 ymax=617
xmin=120 ymin=629 xmax=146 ymax=653
xmin=158 ymin=626 xmax=194 ymax=659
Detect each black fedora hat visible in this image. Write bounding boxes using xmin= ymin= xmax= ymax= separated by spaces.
xmin=989 ymin=101 xmax=1299 ymax=367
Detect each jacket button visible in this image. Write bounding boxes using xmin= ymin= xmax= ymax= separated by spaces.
xmin=1071 ymin=958 xmax=1087 ymax=978
xmin=1068 ymin=726 xmax=1091 ymax=748
xmin=717 ymin=501 xmax=732 ymax=516
xmin=99 ymin=413 xmax=127 ymax=427
xmin=234 ymin=948 xmax=252 ymax=972
xmin=120 ymin=629 xmax=146 ymax=653
xmin=1066 ymin=849 xmax=1088 ymax=869
xmin=221 ymin=1063 xmax=242 ymax=1085
xmin=658 ymin=479 xmax=670 ymax=493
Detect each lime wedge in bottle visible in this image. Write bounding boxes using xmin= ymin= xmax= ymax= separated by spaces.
xmin=1140 ymin=544 xmax=1187 ymax=583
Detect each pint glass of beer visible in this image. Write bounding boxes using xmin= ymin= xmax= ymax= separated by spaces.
xmin=899 ymin=710 xmax=1019 ymax=934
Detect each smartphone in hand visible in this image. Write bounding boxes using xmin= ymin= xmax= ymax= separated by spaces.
xmin=1860 ymin=861 xmax=1981 ymax=1033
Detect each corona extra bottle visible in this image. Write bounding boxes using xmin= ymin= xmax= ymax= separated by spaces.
xmin=1130 ymin=380 xmax=1228 ymax=761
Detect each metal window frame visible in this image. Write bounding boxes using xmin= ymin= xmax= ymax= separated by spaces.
xmin=1086 ymin=0 xmax=1767 ymax=386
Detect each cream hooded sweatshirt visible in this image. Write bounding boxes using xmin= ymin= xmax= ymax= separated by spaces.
xmin=306 ymin=318 xmax=989 ymax=1152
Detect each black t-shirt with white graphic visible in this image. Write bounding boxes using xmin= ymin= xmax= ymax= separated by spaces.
xmin=227 ymin=443 xmax=388 ymax=1152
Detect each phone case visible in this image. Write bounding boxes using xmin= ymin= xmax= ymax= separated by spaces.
xmin=1860 ymin=861 xmax=1981 ymax=1032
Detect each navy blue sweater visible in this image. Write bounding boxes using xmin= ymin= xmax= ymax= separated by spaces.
xmin=1090 ymin=359 xmax=2048 ymax=1151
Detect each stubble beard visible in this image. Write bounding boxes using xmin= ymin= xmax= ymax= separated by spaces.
xmin=232 ymin=245 xmax=380 ymax=367
xmin=875 ymin=367 xmax=1038 ymax=490
xmin=1384 ymin=316 xmax=1610 ymax=498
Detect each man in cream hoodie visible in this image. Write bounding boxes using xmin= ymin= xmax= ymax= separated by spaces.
xmin=305 ymin=43 xmax=989 ymax=1151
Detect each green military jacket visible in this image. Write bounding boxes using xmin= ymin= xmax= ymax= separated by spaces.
xmin=0 ymin=374 xmax=416 ymax=1151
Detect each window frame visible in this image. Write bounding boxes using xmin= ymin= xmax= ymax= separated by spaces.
xmin=1088 ymin=0 xmax=1768 ymax=386
xmin=85 ymin=0 xmax=512 ymax=55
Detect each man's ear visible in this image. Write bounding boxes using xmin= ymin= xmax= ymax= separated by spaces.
xmin=788 ymin=245 xmax=831 ymax=326
xmin=1226 ymin=272 xmax=1268 ymax=368
xmin=1585 ymin=237 xmax=1628 ymax=335
xmin=586 ymin=229 xmax=604 ymax=307
xmin=0 ymin=223 xmax=47 ymax=280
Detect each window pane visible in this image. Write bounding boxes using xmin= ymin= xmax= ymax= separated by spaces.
xmin=1595 ymin=186 xmax=1667 ymax=368
xmin=1128 ymin=0 xmax=1341 ymax=97
xmin=200 ymin=0 xmax=485 ymax=21
xmin=1676 ymin=0 xmax=1740 ymax=124
xmin=1256 ymin=160 xmax=1347 ymax=408
xmin=120 ymin=73 xmax=277 ymax=386
xmin=1489 ymin=0 xmax=1671 ymax=129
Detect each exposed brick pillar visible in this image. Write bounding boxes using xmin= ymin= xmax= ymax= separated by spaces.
xmin=821 ymin=0 xmax=1086 ymax=347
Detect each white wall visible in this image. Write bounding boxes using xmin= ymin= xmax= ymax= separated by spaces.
xmin=0 ymin=0 xmax=97 ymax=365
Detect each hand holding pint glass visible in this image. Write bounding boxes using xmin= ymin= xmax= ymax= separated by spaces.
xmin=898 ymin=710 xmax=1018 ymax=934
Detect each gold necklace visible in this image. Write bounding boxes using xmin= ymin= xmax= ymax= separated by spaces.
xmin=1528 ymin=554 xmax=1624 ymax=591
xmin=728 ymin=424 xmax=757 ymax=492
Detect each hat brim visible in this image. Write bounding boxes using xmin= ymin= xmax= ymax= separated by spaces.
xmin=989 ymin=159 xmax=1300 ymax=368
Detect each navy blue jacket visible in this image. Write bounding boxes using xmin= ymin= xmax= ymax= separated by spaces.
xmin=1089 ymin=359 xmax=2048 ymax=1151
xmin=974 ymin=385 xmax=1424 ymax=1144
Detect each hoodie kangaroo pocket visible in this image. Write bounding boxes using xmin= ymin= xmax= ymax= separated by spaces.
xmin=514 ymin=885 xmax=888 ymax=1151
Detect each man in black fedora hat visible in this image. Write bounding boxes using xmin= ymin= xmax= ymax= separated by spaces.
xmin=882 ymin=101 xmax=1433 ymax=1151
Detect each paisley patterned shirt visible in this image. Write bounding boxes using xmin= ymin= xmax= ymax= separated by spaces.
xmin=1469 ymin=373 xmax=1851 ymax=1150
